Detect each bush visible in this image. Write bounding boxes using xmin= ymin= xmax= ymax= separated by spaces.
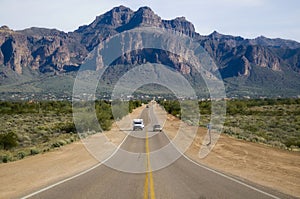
xmin=0 ymin=132 xmax=18 ymax=150
xmin=57 ymin=122 xmax=77 ymax=133
xmin=17 ymin=151 xmax=26 ymax=159
xmin=2 ymin=155 xmax=8 ymax=163
xmin=1 ymin=154 xmax=12 ymax=163
xmin=30 ymin=148 xmax=39 ymax=155
xmin=58 ymin=140 xmax=66 ymax=146
xmin=51 ymin=142 xmax=61 ymax=148
xmin=284 ymin=139 xmax=300 ymax=148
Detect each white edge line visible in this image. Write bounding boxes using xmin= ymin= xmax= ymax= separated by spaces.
xmin=21 ymin=132 xmax=131 ymax=199
xmin=162 ymin=131 xmax=282 ymax=199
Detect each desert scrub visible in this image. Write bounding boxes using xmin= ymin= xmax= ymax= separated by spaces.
xmin=0 ymin=101 xmax=75 ymax=163
xmin=0 ymin=100 xmax=143 ymax=163
xmin=160 ymin=98 xmax=300 ymax=151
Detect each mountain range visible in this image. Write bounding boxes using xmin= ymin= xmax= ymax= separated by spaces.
xmin=0 ymin=5 xmax=300 ymax=99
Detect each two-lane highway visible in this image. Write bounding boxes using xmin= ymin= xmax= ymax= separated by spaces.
xmin=23 ymin=105 xmax=293 ymax=199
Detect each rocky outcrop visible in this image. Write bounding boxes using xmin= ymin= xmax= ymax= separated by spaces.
xmin=198 ymin=31 xmax=287 ymax=77
xmin=163 ymin=17 xmax=196 ymax=37
xmin=0 ymin=26 xmax=87 ymax=74
xmin=0 ymin=31 xmax=32 ymax=74
xmin=245 ymin=45 xmax=281 ymax=71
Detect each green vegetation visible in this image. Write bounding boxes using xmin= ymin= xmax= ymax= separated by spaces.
xmin=0 ymin=132 xmax=18 ymax=150
xmin=159 ymin=100 xmax=181 ymax=118
xmin=159 ymin=98 xmax=300 ymax=150
xmin=0 ymin=100 xmax=143 ymax=163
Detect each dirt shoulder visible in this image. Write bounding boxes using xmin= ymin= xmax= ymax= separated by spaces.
xmin=154 ymin=105 xmax=300 ymax=198
xmin=0 ymin=105 xmax=145 ymax=199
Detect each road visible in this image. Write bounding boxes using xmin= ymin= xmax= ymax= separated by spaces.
xmin=23 ymin=105 xmax=292 ymax=199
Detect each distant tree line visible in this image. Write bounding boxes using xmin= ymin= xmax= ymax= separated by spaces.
xmin=159 ymin=98 xmax=300 ymax=117
xmin=0 ymin=101 xmax=72 ymax=114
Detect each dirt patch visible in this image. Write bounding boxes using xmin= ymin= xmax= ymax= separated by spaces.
xmin=0 ymin=105 xmax=146 ymax=199
xmin=154 ymin=105 xmax=300 ymax=197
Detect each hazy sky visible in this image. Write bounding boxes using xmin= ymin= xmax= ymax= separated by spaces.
xmin=0 ymin=0 xmax=299 ymax=41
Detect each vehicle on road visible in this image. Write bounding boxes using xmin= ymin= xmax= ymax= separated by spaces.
xmin=133 ymin=119 xmax=144 ymax=131
xmin=153 ymin=124 xmax=162 ymax=132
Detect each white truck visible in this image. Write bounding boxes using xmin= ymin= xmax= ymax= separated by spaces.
xmin=133 ymin=119 xmax=144 ymax=131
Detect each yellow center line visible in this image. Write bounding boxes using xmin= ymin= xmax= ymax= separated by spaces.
xmin=144 ymin=130 xmax=156 ymax=199
xmin=143 ymin=171 xmax=149 ymax=199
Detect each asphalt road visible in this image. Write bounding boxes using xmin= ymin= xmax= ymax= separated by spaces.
xmin=23 ymin=105 xmax=293 ymax=199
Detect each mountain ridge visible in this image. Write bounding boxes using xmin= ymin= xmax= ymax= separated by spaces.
xmin=0 ymin=5 xmax=300 ymax=98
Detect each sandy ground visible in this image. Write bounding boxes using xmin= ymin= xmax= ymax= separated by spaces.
xmin=1 ymin=104 xmax=299 ymax=198
xmin=0 ymin=105 xmax=145 ymax=199
xmin=153 ymin=104 xmax=300 ymax=198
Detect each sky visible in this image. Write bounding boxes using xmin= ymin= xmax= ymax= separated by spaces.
xmin=0 ymin=0 xmax=299 ymax=42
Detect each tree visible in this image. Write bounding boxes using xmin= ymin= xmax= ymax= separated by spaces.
xmin=0 ymin=132 xmax=18 ymax=150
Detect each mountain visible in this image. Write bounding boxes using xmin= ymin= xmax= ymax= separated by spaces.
xmin=0 ymin=5 xmax=300 ymax=99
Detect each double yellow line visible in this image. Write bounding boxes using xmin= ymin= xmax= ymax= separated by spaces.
xmin=144 ymin=131 xmax=156 ymax=199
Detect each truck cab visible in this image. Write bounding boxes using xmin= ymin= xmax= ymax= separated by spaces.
xmin=133 ymin=119 xmax=144 ymax=131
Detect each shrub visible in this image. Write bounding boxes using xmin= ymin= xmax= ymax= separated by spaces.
xmin=58 ymin=140 xmax=66 ymax=146
xmin=51 ymin=142 xmax=61 ymax=148
xmin=0 ymin=132 xmax=18 ymax=150
xmin=17 ymin=151 xmax=26 ymax=159
xmin=2 ymin=155 xmax=8 ymax=163
xmin=30 ymin=148 xmax=39 ymax=155
xmin=284 ymin=139 xmax=300 ymax=148
xmin=1 ymin=154 xmax=11 ymax=163
xmin=58 ymin=122 xmax=77 ymax=134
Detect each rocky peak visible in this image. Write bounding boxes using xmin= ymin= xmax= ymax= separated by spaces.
xmin=162 ymin=17 xmax=195 ymax=37
xmin=208 ymin=31 xmax=244 ymax=41
xmin=0 ymin=25 xmax=10 ymax=31
xmin=135 ymin=6 xmax=158 ymax=18
xmin=100 ymin=5 xmax=134 ymax=27
xmin=249 ymin=36 xmax=300 ymax=49
xmin=204 ymin=31 xmax=245 ymax=48
xmin=76 ymin=6 xmax=196 ymax=37
xmin=209 ymin=31 xmax=222 ymax=38
xmin=111 ymin=5 xmax=132 ymax=13
xmin=127 ymin=6 xmax=162 ymax=27
xmin=18 ymin=27 xmax=66 ymax=37
xmin=75 ymin=6 xmax=134 ymax=34
xmin=0 ymin=25 xmax=14 ymax=35
xmin=91 ymin=6 xmax=134 ymax=29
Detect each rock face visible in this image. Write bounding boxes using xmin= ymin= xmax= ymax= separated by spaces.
xmin=0 ymin=26 xmax=87 ymax=74
xmin=0 ymin=6 xmax=300 ymax=88
xmin=197 ymin=31 xmax=300 ymax=78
